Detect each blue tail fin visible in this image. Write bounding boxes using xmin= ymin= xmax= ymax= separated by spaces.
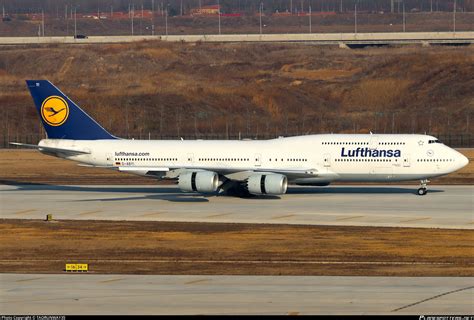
xmin=26 ymin=80 xmax=117 ymax=140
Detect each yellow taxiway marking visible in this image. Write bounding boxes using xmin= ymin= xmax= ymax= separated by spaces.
xmin=185 ymin=279 xmax=210 ymax=285
xmin=206 ymin=213 xmax=232 ymax=218
xmin=288 ymin=312 xmax=300 ymax=316
xmin=100 ymin=278 xmax=125 ymax=284
xmin=272 ymin=214 xmax=296 ymax=220
xmin=14 ymin=209 xmax=37 ymax=215
xmin=467 ymin=221 xmax=474 ymax=225
xmin=16 ymin=277 xmax=42 ymax=282
xmin=400 ymin=217 xmax=431 ymax=223
xmin=77 ymin=210 xmax=102 ymax=216
xmin=336 ymin=215 xmax=365 ymax=221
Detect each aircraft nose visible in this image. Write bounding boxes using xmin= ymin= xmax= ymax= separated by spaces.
xmin=458 ymin=153 xmax=469 ymax=169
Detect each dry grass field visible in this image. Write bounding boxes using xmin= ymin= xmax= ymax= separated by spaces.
xmin=0 ymin=149 xmax=472 ymax=185
xmin=0 ymin=219 xmax=472 ymax=276
xmin=0 ymin=42 xmax=472 ymax=146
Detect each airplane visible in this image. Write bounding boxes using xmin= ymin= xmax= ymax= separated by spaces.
xmin=11 ymin=80 xmax=469 ymax=197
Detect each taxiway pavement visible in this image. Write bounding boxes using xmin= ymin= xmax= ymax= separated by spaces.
xmin=1 ymin=184 xmax=472 ymax=229
xmin=1 ymin=274 xmax=472 ymax=315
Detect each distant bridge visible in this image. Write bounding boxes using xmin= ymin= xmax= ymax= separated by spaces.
xmin=0 ymin=32 xmax=473 ymax=47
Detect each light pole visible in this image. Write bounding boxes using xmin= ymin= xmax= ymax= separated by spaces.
xmin=309 ymin=5 xmax=311 ymax=33
xmin=40 ymin=9 xmax=46 ymax=36
xmin=151 ymin=0 xmax=154 ymax=35
xmin=131 ymin=4 xmax=134 ymax=35
xmin=453 ymin=0 xmax=456 ymax=33
xmin=403 ymin=2 xmax=406 ymax=32
xmin=354 ymin=3 xmax=357 ymax=34
xmin=259 ymin=2 xmax=263 ymax=35
xmin=165 ymin=5 xmax=168 ymax=36
xmin=74 ymin=7 xmax=77 ymax=38
xmin=66 ymin=5 xmax=69 ymax=36
xmin=218 ymin=0 xmax=221 ymax=35
xmin=141 ymin=4 xmax=144 ymax=34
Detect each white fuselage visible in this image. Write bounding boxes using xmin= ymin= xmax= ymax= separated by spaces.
xmin=38 ymin=134 xmax=468 ymax=184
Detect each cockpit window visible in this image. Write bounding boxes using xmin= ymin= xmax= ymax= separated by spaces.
xmin=428 ymin=140 xmax=442 ymax=144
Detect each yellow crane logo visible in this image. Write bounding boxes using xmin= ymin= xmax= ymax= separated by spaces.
xmin=41 ymin=96 xmax=69 ymax=126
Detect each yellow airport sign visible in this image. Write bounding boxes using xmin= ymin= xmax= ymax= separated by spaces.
xmin=77 ymin=264 xmax=88 ymax=271
xmin=65 ymin=263 xmax=88 ymax=272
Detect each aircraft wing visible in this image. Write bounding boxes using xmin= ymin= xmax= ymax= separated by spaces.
xmin=166 ymin=166 xmax=333 ymax=181
xmin=254 ymin=168 xmax=319 ymax=177
xmin=117 ymin=166 xmax=325 ymax=181
xmin=9 ymin=142 xmax=91 ymax=155
xmin=172 ymin=167 xmax=332 ymax=180
xmin=252 ymin=167 xmax=339 ymax=180
xmin=77 ymin=164 xmax=335 ymax=181
xmin=116 ymin=166 xmax=171 ymax=178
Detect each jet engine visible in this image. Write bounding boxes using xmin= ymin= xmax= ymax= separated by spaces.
xmin=246 ymin=173 xmax=288 ymax=195
xmin=178 ymin=171 xmax=219 ymax=193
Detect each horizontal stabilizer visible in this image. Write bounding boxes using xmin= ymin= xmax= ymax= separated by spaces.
xmin=9 ymin=142 xmax=90 ymax=155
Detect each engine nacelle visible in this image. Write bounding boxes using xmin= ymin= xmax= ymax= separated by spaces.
xmin=246 ymin=173 xmax=288 ymax=195
xmin=178 ymin=171 xmax=219 ymax=193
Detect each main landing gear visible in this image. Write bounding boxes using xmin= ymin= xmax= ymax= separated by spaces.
xmin=417 ymin=179 xmax=429 ymax=196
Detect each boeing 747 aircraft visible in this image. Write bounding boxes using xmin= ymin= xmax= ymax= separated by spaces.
xmin=12 ymin=80 xmax=469 ymax=196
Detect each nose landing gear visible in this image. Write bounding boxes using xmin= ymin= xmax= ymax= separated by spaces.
xmin=417 ymin=179 xmax=429 ymax=196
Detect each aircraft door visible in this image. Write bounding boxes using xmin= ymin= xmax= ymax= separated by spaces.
xmin=323 ymin=153 xmax=331 ymax=167
xmin=187 ymin=153 xmax=194 ymax=164
xmin=369 ymin=136 xmax=379 ymax=150
xmin=403 ymin=154 xmax=411 ymax=167
xmin=254 ymin=154 xmax=262 ymax=167
xmin=106 ymin=153 xmax=113 ymax=166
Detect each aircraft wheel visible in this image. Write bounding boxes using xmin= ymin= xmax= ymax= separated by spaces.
xmin=417 ymin=187 xmax=427 ymax=196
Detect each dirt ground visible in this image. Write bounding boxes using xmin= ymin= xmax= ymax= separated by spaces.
xmin=0 ymin=219 xmax=472 ymax=276
xmin=0 ymin=149 xmax=472 ymax=185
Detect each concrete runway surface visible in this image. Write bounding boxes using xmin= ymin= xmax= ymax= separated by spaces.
xmin=1 ymin=32 xmax=473 ymax=45
xmin=1 ymin=184 xmax=472 ymax=229
xmin=1 ymin=274 xmax=472 ymax=315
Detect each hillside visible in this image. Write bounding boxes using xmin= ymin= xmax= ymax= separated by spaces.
xmin=0 ymin=42 xmax=472 ymax=147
